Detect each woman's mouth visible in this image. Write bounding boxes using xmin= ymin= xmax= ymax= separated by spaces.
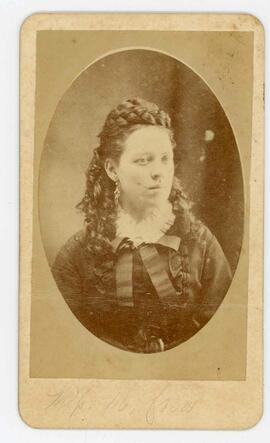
xmin=147 ymin=185 xmax=162 ymax=190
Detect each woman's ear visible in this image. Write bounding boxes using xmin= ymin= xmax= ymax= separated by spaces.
xmin=104 ymin=158 xmax=118 ymax=182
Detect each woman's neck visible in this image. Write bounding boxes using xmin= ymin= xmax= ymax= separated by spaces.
xmin=119 ymin=200 xmax=170 ymax=223
xmin=116 ymin=200 xmax=175 ymax=246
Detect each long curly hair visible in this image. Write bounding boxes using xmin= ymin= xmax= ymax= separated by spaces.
xmin=77 ymin=98 xmax=192 ymax=259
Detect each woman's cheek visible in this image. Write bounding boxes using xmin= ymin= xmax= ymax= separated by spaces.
xmin=131 ymin=165 xmax=147 ymax=185
xmin=167 ymin=166 xmax=174 ymax=182
xmin=139 ymin=167 xmax=149 ymax=183
xmin=119 ymin=164 xmax=137 ymax=186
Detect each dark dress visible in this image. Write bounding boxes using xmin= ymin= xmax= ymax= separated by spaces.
xmin=51 ymin=215 xmax=232 ymax=353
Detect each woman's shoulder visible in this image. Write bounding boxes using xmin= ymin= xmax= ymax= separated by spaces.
xmin=191 ymin=219 xmax=216 ymax=244
xmin=172 ymin=213 xmax=230 ymax=265
xmin=172 ymin=212 xmax=214 ymax=244
xmin=52 ymin=229 xmax=87 ymax=268
xmin=62 ymin=229 xmax=86 ymax=250
xmin=188 ymin=219 xmax=232 ymax=277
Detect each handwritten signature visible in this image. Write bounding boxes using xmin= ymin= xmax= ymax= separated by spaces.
xmin=45 ymin=383 xmax=198 ymax=424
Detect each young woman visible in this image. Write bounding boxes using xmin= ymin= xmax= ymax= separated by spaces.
xmin=52 ymin=97 xmax=232 ymax=353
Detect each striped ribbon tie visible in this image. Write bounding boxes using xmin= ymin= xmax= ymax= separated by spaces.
xmin=115 ymin=243 xmax=179 ymax=307
xmin=139 ymin=244 xmax=179 ymax=306
xmin=115 ymin=249 xmax=133 ymax=307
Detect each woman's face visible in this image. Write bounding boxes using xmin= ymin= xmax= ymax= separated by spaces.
xmin=109 ymin=126 xmax=175 ymax=217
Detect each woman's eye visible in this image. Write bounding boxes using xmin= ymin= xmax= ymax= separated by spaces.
xmin=134 ymin=157 xmax=150 ymax=165
xmin=162 ymin=155 xmax=172 ymax=163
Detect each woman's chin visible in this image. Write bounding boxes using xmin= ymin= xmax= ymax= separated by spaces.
xmin=148 ymin=190 xmax=169 ymax=203
xmin=141 ymin=194 xmax=169 ymax=211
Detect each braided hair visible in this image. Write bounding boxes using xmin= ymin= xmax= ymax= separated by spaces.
xmin=77 ymin=98 xmax=192 ymax=259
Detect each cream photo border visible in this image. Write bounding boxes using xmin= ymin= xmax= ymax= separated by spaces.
xmin=19 ymin=13 xmax=264 ymax=429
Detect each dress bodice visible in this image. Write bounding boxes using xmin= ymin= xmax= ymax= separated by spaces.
xmin=51 ymin=217 xmax=232 ymax=352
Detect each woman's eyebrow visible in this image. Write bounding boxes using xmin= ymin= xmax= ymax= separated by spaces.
xmin=131 ymin=148 xmax=173 ymax=158
xmin=132 ymin=151 xmax=152 ymax=157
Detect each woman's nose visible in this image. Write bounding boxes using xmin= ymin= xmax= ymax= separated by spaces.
xmin=150 ymin=161 xmax=162 ymax=179
xmin=151 ymin=171 xmax=160 ymax=180
xmin=150 ymin=170 xmax=161 ymax=180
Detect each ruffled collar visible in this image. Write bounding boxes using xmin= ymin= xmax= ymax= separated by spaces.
xmin=115 ymin=201 xmax=176 ymax=248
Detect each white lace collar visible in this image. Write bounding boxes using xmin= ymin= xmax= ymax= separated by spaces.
xmin=115 ymin=201 xmax=175 ymax=247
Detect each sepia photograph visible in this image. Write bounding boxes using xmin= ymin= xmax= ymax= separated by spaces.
xmin=19 ymin=13 xmax=264 ymax=429
xmin=39 ymin=49 xmax=242 ymax=353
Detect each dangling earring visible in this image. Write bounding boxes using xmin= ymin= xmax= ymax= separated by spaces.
xmin=114 ymin=179 xmax=120 ymax=206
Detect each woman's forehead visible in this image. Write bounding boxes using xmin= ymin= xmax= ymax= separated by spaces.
xmin=122 ymin=126 xmax=173 ymax=154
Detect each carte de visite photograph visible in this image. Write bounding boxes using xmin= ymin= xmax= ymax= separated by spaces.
xmin=19 ymin=13 xmax=264 ymax=429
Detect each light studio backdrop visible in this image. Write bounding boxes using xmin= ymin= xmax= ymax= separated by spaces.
xmin=29 ymin=30 xmax=252 ymax=380
xmin=39 ymin=47 xmax=244 ymax=274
